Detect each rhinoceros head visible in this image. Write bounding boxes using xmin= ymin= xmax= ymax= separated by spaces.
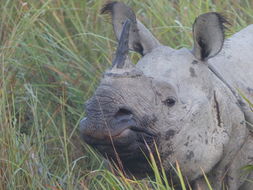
xmin=80 ymin=2 xmax=240 ymax=180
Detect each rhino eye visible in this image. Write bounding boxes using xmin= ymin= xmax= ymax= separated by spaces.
xmin=163 ymin=97 xmax=176 ymax=107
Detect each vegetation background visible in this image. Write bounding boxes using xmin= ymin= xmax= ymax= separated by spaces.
xmin=0 ymin=0 xmax=252 ymax=189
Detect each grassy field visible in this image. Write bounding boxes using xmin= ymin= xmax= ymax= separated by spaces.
xmin=0 ymin=0 xmax=253 ymax=189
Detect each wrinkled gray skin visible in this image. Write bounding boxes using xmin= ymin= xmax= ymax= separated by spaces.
xmin=80 ymin=2 xmax=253 ymax=190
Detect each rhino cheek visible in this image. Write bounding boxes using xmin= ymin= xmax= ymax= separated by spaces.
xmin=159 ymin=97 xmax=229 ymax=181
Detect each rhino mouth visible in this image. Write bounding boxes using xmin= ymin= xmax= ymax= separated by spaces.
xmin=80 ymin=116 xmax=157 ymax=177
xmin=91 ymin=130 xmax=155 ymax=160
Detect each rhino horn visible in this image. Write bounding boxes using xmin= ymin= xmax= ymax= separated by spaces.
xmin=112 ymin=19 xmax=131 ymax=68
xmin=192 ymin=12 xmax=230 ymax=61
xmin=101 ymin=1 xmax=160 ymax=56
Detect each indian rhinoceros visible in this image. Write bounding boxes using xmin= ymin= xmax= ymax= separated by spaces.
xmin=80 ymin=2 xmax=253 ymax=189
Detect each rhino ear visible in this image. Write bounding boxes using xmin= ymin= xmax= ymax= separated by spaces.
xmin=101 ymin=1 xmax=160 ymax=56
xmin=192 ymin=12 xmax=229 ymax=61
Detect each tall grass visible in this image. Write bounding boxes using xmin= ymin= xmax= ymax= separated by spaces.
xmin=0 ymin=0 xmax=252 ymax=189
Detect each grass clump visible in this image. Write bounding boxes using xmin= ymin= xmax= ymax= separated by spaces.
xmin=0 ymin=0 xmax=253 ymax=189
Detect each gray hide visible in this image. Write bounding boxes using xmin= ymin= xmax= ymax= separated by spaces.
xmin=80 ymin=2 xmax=253 ymax=190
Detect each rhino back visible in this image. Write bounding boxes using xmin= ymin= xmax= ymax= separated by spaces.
xmin=210 ymin=24 xmax=253 ymax=102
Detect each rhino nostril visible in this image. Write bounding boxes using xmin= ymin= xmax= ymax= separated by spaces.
xmin=114 ymin=108 xmax=133 ymax=120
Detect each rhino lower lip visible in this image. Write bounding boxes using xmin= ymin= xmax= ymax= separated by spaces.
xmin=105 ymin=127 xmax=157 ymax=146
xmin=84 ymin=126 xmax=156 ymax=147
xmin=112 ymin=128 xmax=131 ymax=139
xmin=106 ymin=127 xmax=152 ymax=140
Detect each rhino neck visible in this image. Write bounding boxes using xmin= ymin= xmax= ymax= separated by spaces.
xmin=207 ymin=63 xmax=253 ymax=133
